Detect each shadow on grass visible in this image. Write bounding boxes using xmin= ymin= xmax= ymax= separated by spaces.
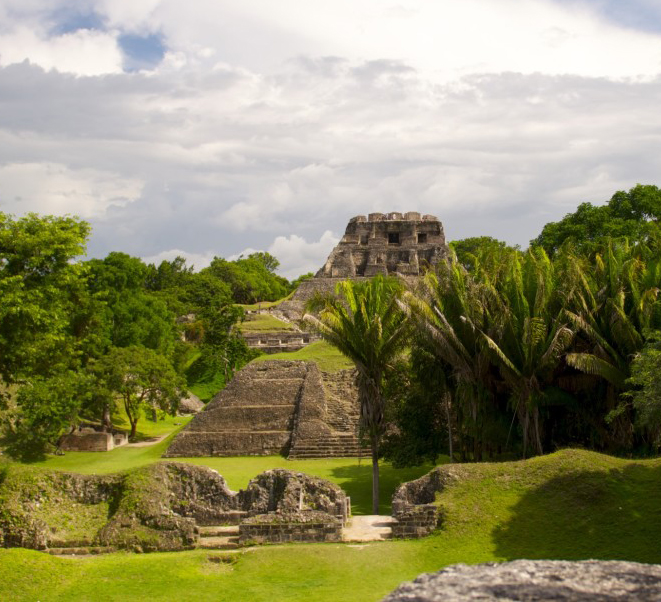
xmin=492 ymin=463 xmax=661 ymax=563
xmin=331 ymin=461 xmax=436 ymax=515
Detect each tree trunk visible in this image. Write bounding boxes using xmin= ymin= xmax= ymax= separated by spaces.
xmin=102 ymin=404 xmax=112 ymax=432
xmin=444 ymin=391 xmax=453 ymax=463
xmin=371 ymin=435 xmax=380 ymax=515
xmin=533 ymin=406 xmax=543 ymax=455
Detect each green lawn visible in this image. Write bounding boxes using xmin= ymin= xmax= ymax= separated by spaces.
xmin=4 ymin=449 xmax=661 ymax=602
xmin=29 ymin=440 xmax=435 ymax=516
xmin=238 ymin=313 xmax=296 ymax=333
xmin=252 ymin=340 xmax=354 ymax=372
xmin=237 ymin=293 xmax=293 ymax=312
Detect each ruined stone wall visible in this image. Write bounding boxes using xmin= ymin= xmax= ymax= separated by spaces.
xmin=239 ymin=511 xmax=342 ymax=544
xmin=60 ymin=429 xmax=128 ymax=452
xmin=242 ymin=331 xmax=321 ymax=354
xmin=316 ymin=212 xmax=447 ymax=279
xmin=391 ymin=467 xmax=450 ymax=539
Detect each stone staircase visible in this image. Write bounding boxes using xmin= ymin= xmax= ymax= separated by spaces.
xmin=47 ymin=545 xmax=116 ymax=556
xmin=197 ymin=525 xmax=241 ymax=550
xmin=289 ymin=370 xmax=368 ymax=458
xmin=289 ymin=433 xmax=369 ymax=459
xmin=342 ymin=515 xmax=396 ymax=542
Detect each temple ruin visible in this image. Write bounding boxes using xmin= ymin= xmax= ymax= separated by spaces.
xmin=167 ymin=211 xmax=448 ymax=459
xmin=165 ymin=361 xmax=367 ymax=459
xmin=317 ymin=211 xmax=447 ymax=278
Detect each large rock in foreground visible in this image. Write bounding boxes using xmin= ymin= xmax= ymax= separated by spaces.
xmin=382 ymin=560 xmax=661 ymax=601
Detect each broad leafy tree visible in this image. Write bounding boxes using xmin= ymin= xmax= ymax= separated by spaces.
xmin=95 ymin=346 xmax=184 ymax=439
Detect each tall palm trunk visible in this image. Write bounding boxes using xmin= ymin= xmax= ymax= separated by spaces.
xmin=371 ymin=434 xmax=380 ymax=514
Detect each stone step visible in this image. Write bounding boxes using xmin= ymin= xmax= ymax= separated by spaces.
xmin=47 ymin=546 xmax=116 ymax=556
xmin=199 ymin=525 xmax=240 ymax=537
xmin=196 ymin=511 xmax=249 ymax=526
xmin=197 ymin=536 xmax=241 ymax=550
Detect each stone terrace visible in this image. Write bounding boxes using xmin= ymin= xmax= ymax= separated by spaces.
xmin=165 ymin=360 xmax=367 ymax=458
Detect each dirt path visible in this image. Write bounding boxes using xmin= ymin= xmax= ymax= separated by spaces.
xmin=342 ymin=515 xmax=395 ymax=542
xmin=125 ymin=434 xmax=168 ymax=448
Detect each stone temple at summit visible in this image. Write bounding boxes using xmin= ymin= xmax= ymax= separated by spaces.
xmin=316 ymin=211 xmax=447 ymax=278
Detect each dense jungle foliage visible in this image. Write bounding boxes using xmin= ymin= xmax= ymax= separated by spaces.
xmin=2 ymin=183 xmax=661 ymax=464
xmin=385 ymin=184 xmax=661 ymax=465
xmin=0 ymin=212 xmax=289 ymax=458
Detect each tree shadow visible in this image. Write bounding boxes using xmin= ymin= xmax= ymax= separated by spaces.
xmin=330 ymin=461 xmax=434 ymax=515
xmin=492 ymin=463 xmax=661 ymax=563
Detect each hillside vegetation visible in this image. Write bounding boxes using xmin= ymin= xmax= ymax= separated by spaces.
xmin=251 ymin=340 xmax=354 ymax=373
xmin=2 ymin=449 xmax=661 ymax=601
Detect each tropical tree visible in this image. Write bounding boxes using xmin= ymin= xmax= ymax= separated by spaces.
xmin=479 ymin=248 xmax=573 ymax=457
xmin=402 ymin=248 xmax=507 ymax=461
xmin=95 ymin=346 xmax=184 ymax=439
xmin=304 ymin=276 xmax=408 ymax=513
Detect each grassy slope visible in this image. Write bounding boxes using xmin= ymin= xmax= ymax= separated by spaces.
xmin=252 ymin=340 xmax=354 ymax=373
xmin=29 ymin=447 xmax=435 ymax=516
xmin=237 ymin=313 xmax=296 ymax=333
xmin=4 ymin=449 xmax=661 ymax=602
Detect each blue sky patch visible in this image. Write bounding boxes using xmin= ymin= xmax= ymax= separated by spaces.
xmin=49 ymin=7 xmax=106 ymax=35
xmin=119 ymin=33 xmax=167 ymax=72
xmin=553 ymin=0 xmax=661 ymax=34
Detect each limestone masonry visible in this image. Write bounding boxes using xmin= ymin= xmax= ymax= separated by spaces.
xmin=317 ymin=211 xmax=448 ymax=278
xmin=277 ymin=211 xmax=449 ymax=320
xmin=165 ymin=361 xmax=368 ymax=459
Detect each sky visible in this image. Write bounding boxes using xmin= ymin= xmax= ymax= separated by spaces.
xmin=1 ymin=1 xmax=660 ymax=279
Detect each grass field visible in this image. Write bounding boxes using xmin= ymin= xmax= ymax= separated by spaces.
xmin=4 ymin=449 xmax=661 ymax=602
xmin=252 ymin=340 xmax=354 ymax=373
xmin=238 ymin=313 xmax=296 ymax=333
xmin=28 ymin=433 xmax=435 ymax=516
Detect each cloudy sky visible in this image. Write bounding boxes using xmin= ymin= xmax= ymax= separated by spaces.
xmin=1 ymin=0 xmax=660 ymax=279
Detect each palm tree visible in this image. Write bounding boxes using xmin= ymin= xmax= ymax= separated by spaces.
xmin=562 ymin=238 xmax=661 ymax=446
xmin=479 ymin=248 xmax=573 ymax=457
xmin=402 ymin=251 xmax=502 ymax=461
xmin=304 ymin=276 xmax=408 ymax=514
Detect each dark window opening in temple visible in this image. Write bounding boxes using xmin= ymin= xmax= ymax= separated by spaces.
xmin=361 ymin=235 xmax=369 ymax=245
xmin=388 ymin=232 xmax=400 ymax=244
xmin=417 ymin=233 xmax=427 ymax=243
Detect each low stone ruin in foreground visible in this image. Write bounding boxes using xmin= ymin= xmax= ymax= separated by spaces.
xmin=382 ymin=560 xmax=661 ymax=601
xmin=0 ymin=463 xmax=350 ymax=553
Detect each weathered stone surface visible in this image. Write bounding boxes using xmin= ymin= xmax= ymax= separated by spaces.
xmin=165 ymin=360 xmax=365 ymax=458
xmin=239 ymin=511 xmax=342 ymax=544
xmin=317 ymin=212 xmax=448 ymax=279
xmin=60 ymin=428 xmax=128 ymax=452
xmin=178 ymin=393 xmax=204 ymax=414
xmin=381 ymin=560 xmax=661 ymax=601
xmin=239 ymin=468 xmax=350 ymax=524
xmin=390 ymin=467 xmax=452 ymax=539
xmin=242 ymin=330 xmax=321 ymax=354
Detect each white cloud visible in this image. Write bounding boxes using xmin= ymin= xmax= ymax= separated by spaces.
xmin=0 ymin=27 xmax=123 ymax=76
xmin=0 ymin=163 xmax=143 ymax=218
xmin=268 ymin=230 xmax=340 ymax=280
xmin=141 ymin=248 xmax=215 ymax=270
xmin=0 ymin=1 xmax=660 ymax=268
xmin=229 ymin=230 xmax=340 ymax=280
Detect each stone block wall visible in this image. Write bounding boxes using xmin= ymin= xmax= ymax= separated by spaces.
xmin=315 ymin=212 xmax=448 ymax=279
xmin=239 ymin=511 xmax=342 ymax=544
xmin=391 ymin=504 xmax=438 ymax=539
xmin=60 ymin=429 xmax=128 ymax=452
xmin=165 ymin=360 xmax=365 ymax=459
xmin=391 ymin=467 xmax=450 ymax=539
